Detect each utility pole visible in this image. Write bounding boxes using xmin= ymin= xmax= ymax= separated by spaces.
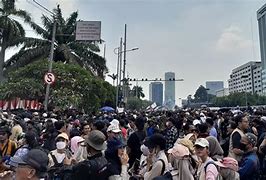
xmin=123 ymin=24 xmax=127 ymax=103
xmin=44 ymin=18 xmax=57 ymax=111
xmin=32 ymin=0 xmax=56 ymax=111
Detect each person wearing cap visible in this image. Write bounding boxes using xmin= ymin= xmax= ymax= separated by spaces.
xmin=238 ymin=133 xmax=260 ymax=180
xmin=48 ymin=133 xmax=72 ymax=168
xmin=143 ymin=134 xmax=169 ymax=180
xmin=228 ymin=114 xmax=249 ymax=162
xmin=0 ymin=126 xmax=17 ymax=173
xmin=194 ymin=138 xmax=219 ymax=180
xmin=107 ymin=123 xmax=122 ymax=141
xmin=105 ymin=137 xmax=129 ymax=180
xmin=2 ymin=148 xmax=49 ymax=180
xmin=63 ymin=130 xmax=111 ymax=180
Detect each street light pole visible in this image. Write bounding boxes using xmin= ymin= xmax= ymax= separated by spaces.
xmin=114 ymin=42 xmax=138 ymax=109
xmin=115 ymin=38 xmax=123 ymax=109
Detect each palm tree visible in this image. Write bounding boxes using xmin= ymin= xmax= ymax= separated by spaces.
xmin=130 ymin=86 xmax=145 ymax=99
xmin=108 ymin=73 xmax=117 ymax=86
xmin=0 ymin=0 xmax=32 ymax=82
xmin=5 ymin=5 xmax=108 ymax=78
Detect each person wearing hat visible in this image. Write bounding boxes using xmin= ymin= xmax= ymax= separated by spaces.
xmin=48 ymin=133 xmax=71 ymax=168
xmin=168 ymin=143 xmax=194 ymax=180
xmin=0 ymin=148 xmax=49 ymax=180
xmin=194 ymin=138 xmax=219 ymax=180
xmin=0 ymin=126 xmax=17 ymax=173
xmin=63 ymin=130 xmax=112 ymax=180
xmin=238 ymin=133 xmax=260 ymax=180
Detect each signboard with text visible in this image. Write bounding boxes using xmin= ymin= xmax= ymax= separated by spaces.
xmin=75 ymin=21 xmax=101 ymax=41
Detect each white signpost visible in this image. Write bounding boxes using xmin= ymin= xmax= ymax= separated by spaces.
xmin=75 ymin=21 xmax=101 ymax=41
xmin=44 ymin=72 xmax=56 ymax=85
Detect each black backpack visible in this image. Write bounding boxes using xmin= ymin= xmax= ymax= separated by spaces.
xmin=47 ymin=153 xmax=65 ymax=180
xmin=152 ymin=159 xmax=173 ymax=180
xmin=70 ymin=156 xmax=112 ymax=180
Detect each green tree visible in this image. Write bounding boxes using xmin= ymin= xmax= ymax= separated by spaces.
xmin=5 ymin=5 xmax=107 ymax=78
xmin=0 ymin=59 xmax=115 ymax=112
xmin=212 ymin=92 xmax=266 ymax=107
xmin=193 ymin=85 xmax=207 ymax=103
xmin=129 ymin=86 xmax=145 ymax=99
xmin=0 ymin=0 xmax=32 ymax=82
xmin=126 ymin=97 xmax=152 ymax=111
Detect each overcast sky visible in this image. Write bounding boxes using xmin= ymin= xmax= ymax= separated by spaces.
xmin=8 ymin=0 xmax=266 ymax=102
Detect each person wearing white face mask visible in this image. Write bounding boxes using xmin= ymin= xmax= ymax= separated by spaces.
xmin=48 ymin=133 xmax=71 ymax=169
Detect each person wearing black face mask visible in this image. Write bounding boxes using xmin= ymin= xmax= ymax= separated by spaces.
xmin=238 ymin=133 xmax=260 ymax=180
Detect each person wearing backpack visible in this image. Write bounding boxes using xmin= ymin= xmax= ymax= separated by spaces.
xmin=143 ymin=134 xmax=169 ymax=180
xmin=63 ymin=130 xmax=112 ymax=180
xmin=47 ymin=133 xmax=72 ymax=180
xmin=194 ymin=138 xmax=219 ymax=180
xmin=213 ymin=157 xmax=240 ymax=180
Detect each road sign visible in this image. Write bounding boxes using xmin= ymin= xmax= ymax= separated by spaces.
xmin=75 ymin=21 xmax=101 ymax=41
xmin=44 ymin=72 xmax=56 ymax=85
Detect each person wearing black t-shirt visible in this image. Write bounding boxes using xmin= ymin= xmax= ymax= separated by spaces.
xmin=127 ymin=117 xmax=146 ymax=169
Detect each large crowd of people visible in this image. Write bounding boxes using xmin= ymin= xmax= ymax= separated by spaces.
xmin=0 ymin=107 xmax=265 ymax=180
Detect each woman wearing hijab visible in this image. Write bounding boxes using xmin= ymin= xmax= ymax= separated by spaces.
xmin=168 ymin=143 xmax=195 ymax=180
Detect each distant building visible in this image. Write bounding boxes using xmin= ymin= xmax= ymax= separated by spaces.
xmin=258 ymin=4 xmax=266 ymax=94
xmin=228 ymin=61 xmax=262 ymax=94
xmin=164 ymin=72 xmax=175 ymax=109
xmin=216 ymin=88 xmax=229 ymax=97
xmin=149 ymin=82 xmax=163 ymax=106
xmin=206 ymin=81 xmax=224 ymax=95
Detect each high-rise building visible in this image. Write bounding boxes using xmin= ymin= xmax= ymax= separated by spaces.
xmin=228 ymin=61 xmax=262 ymax=94
xmin=216 ymin=88 xmax=229 ymax=97
xmin=206 ymin=81 xmax=224 ymax=95
xmin=164 ymin=72 xmax=175 ymax=109
xmin=257 ymin=4 xmax=266 ymax=94
xmin=149 ymin=82 xmax=163 ymax=106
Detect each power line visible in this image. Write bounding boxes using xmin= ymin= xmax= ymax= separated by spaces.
xmin=26 ymin=0 xmax=52 ymax=16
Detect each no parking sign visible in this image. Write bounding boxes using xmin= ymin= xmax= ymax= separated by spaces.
xmin=44 ymin=72 xmax=56 ymax=85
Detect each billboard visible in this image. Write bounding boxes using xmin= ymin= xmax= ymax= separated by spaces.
xmin=75 ymin=21 xmax=101 ymax=41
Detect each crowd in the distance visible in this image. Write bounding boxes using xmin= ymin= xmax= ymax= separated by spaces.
xmin=0 ymin=107 xmax=266 ymax=180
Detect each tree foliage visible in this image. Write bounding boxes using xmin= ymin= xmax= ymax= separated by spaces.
xmin=0 ymin=60 xmax=115 ymax=112
xmin=129 ymin=86 xmax=145 ymax=99
xmin=193 ymin=85 xmax=208 ymax=103
xmin=126 ymin=97 xmax=152 ymax=111
xmin=5 ymin=5 xmax=107 ymax=78
xmin=212 ymin=92 xmax=266 ymax=107
xmin=0 ymin=0 xmax=32 ymax=82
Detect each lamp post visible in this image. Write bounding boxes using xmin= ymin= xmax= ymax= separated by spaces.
xmin=241 ymin=75 xmax=249 ymax=109
xmin=114 ymin=46 xmax=139 ymax=109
